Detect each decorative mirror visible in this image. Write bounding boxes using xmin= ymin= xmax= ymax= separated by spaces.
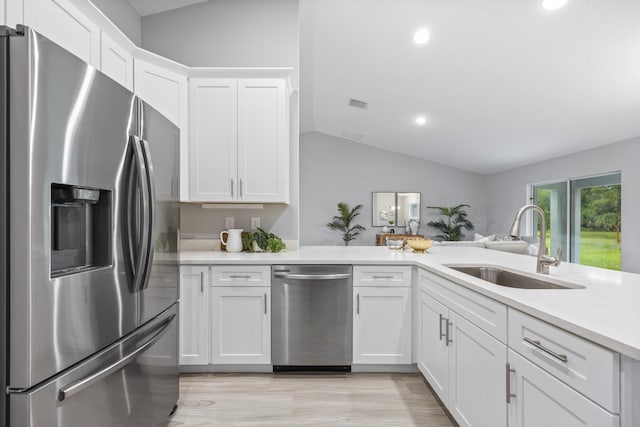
xmin=372 ymin=192 xmax=421 ymax=227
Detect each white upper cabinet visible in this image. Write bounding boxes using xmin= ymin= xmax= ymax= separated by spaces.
xmin=24 ymin=0 xmax=100 ymax=67
xmin=134 ymin=57 xmax=189 ymax=200
xmin=237 ymin=79 xmax=289 ymax=203
xmin=134 ymin=58 xmax=187 ymax=127
xmin=100 ymin=32 xmax=133 ymax=91
xmin=189 ymin=78 xmax=238 ymax=201
xmin=189 ymin=77 xmax=290 ymax=203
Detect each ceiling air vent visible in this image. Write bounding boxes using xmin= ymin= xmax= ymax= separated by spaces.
xmin=348 ymin=98 xmax=368 ymax=109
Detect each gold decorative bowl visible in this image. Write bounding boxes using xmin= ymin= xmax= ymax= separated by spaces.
xmin=406 ymin=238 xmax=433 ymax=253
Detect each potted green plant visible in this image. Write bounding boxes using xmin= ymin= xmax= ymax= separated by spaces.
xmin=242 ymin=228 xmax=286 ymax=252
xmin=327 ymin=202 xmax=366 ymax=246
xmin=427 ymin=204 xmax=474 ymax=241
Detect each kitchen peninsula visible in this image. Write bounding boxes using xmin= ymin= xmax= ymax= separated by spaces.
xmin=179 ymin=245 xmax=640 ymax=427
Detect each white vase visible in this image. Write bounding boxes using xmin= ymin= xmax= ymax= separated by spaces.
xmin=220 ymin=228 xmax=243 ymax=253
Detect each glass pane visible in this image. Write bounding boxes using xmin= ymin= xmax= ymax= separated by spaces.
xmin=532 ymin=182 xmax=568 ymax=261
xmin=570 ymin=174 xmax=621 ymax=271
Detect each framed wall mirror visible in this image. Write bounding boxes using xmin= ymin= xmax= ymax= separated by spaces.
xmin=372 ymin=192 xmax=421 ymax=227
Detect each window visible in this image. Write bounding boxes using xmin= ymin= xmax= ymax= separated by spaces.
xmin=530 ymin=172 xmax=621 ymax=271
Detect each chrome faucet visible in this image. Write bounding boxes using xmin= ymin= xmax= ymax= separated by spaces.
xmin=509 ymin=204 xmax=562 ymax=274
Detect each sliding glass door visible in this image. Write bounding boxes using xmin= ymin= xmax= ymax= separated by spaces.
xmin=570 ymin=174 xmax=621 ymax=270
xmin=530 ymin=172 xmax=621 ymax=271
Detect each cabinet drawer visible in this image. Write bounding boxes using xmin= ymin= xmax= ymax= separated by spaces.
xmin=508 ymin=349 xmax=619 ymax=427
xmin=418 ymin=269 xmax=507 ymax=343
xmin=211 ymin=266 xmax=271 ymax=287
xmin=354 ymin=265 xmax=412 ymax=287
xmin=508 ymin=309 xmax=620 ymax=413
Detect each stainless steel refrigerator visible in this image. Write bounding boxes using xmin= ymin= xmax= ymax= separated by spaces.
xmin=0 ymin=26 xmax=180 ymax=427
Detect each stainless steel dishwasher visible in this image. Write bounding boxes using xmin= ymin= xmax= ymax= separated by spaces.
xmin=272 ymin=265 xmax=353 ymax=372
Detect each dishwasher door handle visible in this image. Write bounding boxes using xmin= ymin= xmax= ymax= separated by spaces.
xmin=273 ymin=273 xmax=352 ymax=280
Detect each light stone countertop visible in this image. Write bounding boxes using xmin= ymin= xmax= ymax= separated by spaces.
xmin=178 ymin=245 xmax=640 ymax=360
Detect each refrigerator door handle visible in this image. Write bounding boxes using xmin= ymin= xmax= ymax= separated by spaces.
xmin=57 ymin=313 xmax=175 ymax=402
xmin=139 ymin=137 xmax=156 ymax=291
xmin=129 ymin=135 xmax=151 ymax=294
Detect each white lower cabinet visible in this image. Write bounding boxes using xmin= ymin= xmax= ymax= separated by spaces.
xmin=417 ymin=290 xmax=449 ymax=399
xmin=210 ymin=286 xmax=271 ymax=364
xmin=508 ymin=349 xmax=619 ymax=427
xmin=179 ymin=266 xmax=210 ymax=365
xmin=353 ymin=286 xmax=411 ymax=364
xmin=449 ymin=311 xmax=507 ymax=427
xmin=417 ymin=288 xmax=507 ymax=427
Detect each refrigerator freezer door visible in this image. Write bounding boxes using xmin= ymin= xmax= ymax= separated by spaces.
xmin=8 ymin=28 xmax=140 ymax=389
xmin=139 ymin=100 xmax=180 ymax=325
xmin=9 ymin=304 xmax=179 ymax=427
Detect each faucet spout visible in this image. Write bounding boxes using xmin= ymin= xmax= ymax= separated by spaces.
xmin=509 ymin=204 xmax=561 ymax=274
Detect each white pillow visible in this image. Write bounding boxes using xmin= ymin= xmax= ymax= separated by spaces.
xmin=473 ymin=233 xmax=495 ymax=242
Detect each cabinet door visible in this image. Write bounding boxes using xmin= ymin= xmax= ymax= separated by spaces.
xmin=188 ymin=78 xmax=238 ymax=202
xmin=134 ymin=58 xmax=189 ymax=200
xmin=417 ymin=290 xmax=450 ymax=403
xmin=211 ymin=287 xmax=271 ymax=364
xmin=24 ymin=0 xmax=100 ymax=67
xmin=179 ymin=266 xmax=209 ymax=365
xmin=448 ymin=312 xmax=507 ymax=427
xmin=508 ymin=350 xmax=619 ymax=427
xmin=353 ymin=287 xmax=411 ymax=364
xmin=237 ymin=79 xmax=289 ymax=203
xmin=100 ymin=32 xmax=133 ymax=91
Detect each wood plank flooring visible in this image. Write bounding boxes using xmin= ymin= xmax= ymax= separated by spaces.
xmin=169 ymin=373 xmax=455 ymax=426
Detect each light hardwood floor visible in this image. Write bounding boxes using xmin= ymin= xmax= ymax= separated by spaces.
xmin=169 ymin=373 xmax=455 ymax=426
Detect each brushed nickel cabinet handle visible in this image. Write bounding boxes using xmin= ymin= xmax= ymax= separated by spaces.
xmin=523 ymin=337 xmax=568 ymax=363
xmin=356 ymin=294 xmax=360 ymax=315
xmin=506 ymin=363 xmax=516 ymax=403
xmin=445 ymin=319 xmax=453 ymax=346
xmin=239 ymin=179 xmax=243 ymax=198
xmin=229 ymin=275 xmax=252 ymax=279
xmin=230 ymin=178 xmax=234 ymax=198
xmin=439 ymin=314 xmax=445 ymax=341
xmin=264 ymin=293 xmax=268 ymax=315
xmin=200 ymin=272 xmax=204 ymax=293
xmin=372 ymin=275 xmax=394 ymax=279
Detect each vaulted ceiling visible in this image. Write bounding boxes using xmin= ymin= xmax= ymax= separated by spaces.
xmin=300 ymin=0 xmax=640 ymax=174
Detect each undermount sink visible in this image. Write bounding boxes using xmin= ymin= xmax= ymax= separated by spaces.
xmin=444 ymin=264 xmax=585 ymax=290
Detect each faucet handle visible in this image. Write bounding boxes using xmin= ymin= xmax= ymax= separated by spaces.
xmin=554 ymin=247 xmax=562 ymax=267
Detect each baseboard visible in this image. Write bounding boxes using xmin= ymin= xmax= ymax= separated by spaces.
xmin=180 ymin=364 xmax=273 ymax=373
xmin=351 ymin=364 xmax=418 ymax=373
xmin=180 ymin=363 xmax=419 ymax=374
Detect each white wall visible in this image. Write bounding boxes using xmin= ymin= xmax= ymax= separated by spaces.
xmin=141 ymin=0 xmax=298 ymax=67
xmin=300 ymin=131 xmax=488 ymax=246
xmin=140 ymin=0 xmax=300 ymax=242
xmin=485 ymin=137 xmax=640 ymax=273
xmin=89 ymin=0 xmax=141 ymax=44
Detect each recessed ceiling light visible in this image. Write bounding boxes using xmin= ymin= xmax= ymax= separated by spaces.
xmin=413 ymin=29 xmax=430 ymax=45
xmin=542 ymin=0 xmax=568 ymax=10
xmin=415 ymin=115 xmax=427 ymax=126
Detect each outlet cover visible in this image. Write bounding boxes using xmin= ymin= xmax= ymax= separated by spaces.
xmin=225 ymin=217 xmax=234 ymax=229
xmin=251 ymin=217 xmax=260 ymax=230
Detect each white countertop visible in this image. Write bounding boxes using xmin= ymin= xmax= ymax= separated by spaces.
xmin=178 ymin=245 xmax=640 ymax=360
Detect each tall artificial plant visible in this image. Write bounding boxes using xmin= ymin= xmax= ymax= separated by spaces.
xmin=327 ymin=202 xmax=366 ymax=246
xmin=427 ymin=204 xmax=474 ymax=241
